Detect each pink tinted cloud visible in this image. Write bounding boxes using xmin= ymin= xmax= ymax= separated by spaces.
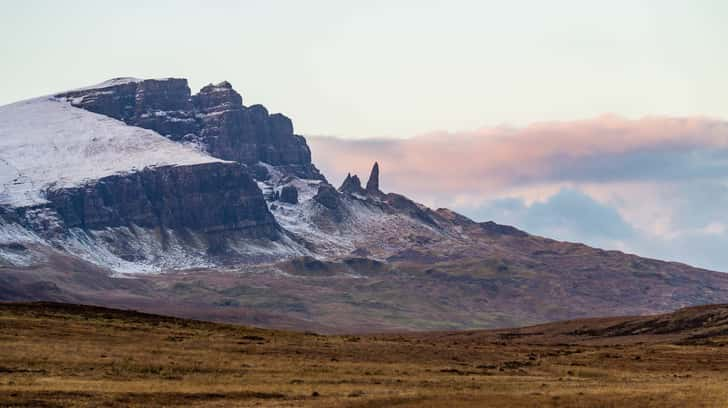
xmin=309 ymin=115 xmax=728 ymax=196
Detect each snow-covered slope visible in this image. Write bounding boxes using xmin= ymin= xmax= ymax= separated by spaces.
xmin=254 ymin=163 xmax=465 ymax=261
xmin=0 ymin=97 xmax=224 ymax=207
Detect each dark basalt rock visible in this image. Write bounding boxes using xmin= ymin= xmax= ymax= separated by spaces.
xmin=45 ymin=162 xmax=279 ymax=239
xmin=313 ymin=184 xmax=340 ymax=210
xmin=340 ymin=162 xmax=380 ymax=197
xmin=57 ymin=78 xmax=323 ymax=180
xmin=250 ymin=163 xmax=271 ymax=181
xmin=194 ymin=81 xmax=243 ymax=112
xmin=279 ymin=186 xmax=298 ymax=204
xmin=365 ymin=162 xmax=380 ymax=193
xmin=339 ymin=173 xmax=365 ymax=194
xmin=135 ymin=78 xmax=193 ymax=113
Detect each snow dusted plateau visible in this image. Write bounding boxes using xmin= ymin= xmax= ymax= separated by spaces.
xmin=0 ymin=96 xmax=224 ymax=207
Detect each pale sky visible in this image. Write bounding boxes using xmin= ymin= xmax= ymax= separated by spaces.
xmin=1 ymin=0 xmax=727 ymax=139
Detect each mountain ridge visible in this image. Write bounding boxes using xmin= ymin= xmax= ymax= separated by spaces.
xmin=2 ymin=77 xmax=728 ymax=332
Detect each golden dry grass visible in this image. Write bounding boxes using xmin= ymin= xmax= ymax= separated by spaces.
xmin=1 ymin=303 xmax=728 ymax=407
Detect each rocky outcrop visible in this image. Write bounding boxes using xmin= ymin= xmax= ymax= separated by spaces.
xmin=279 ymin=186 xmax=298 ymax=204
xmin=44 ymin=162 xmax=279 ymax=239
xmin=193 ymin=81 xmax=243 ymax=112
xmin=339 ymin=162 xmax=380 ymax=196
xmin=314 ymin=184 xmax=340 ymax=210
xmin=365 ymin=162 xmax=380 ymax=194
xmin=58 ymin=78 xmax=323 ymax=180
xmin=339 ymin=173 xmax=365 ymax=195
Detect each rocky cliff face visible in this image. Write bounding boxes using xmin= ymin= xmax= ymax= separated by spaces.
xmin=58 ymin=78 xmax=322 ymax=180
xmin=0 ymin=160 xmax=284 ymax=269
xmin=45 ymin=162 xmax=277 ymax=237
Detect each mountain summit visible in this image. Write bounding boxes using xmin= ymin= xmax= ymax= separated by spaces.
xmin=2 ymin=77 xmax=728 ymax=331
xmin=57 ymin=77 xmax=322 ymax=179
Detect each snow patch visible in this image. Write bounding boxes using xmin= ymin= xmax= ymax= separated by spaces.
xmin=0 ymin=97 xmax=225 ymax=207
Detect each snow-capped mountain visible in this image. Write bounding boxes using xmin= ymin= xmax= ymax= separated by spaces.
xmin=0 ymin=78 xmax=466 ymax=273
xmin=0 ymin=78 xmax=307 ymax=272
xmin=3 ymin=78 xmax=728 ymax=332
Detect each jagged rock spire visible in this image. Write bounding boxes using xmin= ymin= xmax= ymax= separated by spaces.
xmin=339 ymin=162 xmax=380 ymax=196
xmin=365 ymin=162 xmax=380 ymax=193
xmin=339 ymin=172 xmax=364 ymax=194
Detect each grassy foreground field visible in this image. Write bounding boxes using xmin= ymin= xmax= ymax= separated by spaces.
xmin=2 ymin=303 xmax=728 ymax=407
